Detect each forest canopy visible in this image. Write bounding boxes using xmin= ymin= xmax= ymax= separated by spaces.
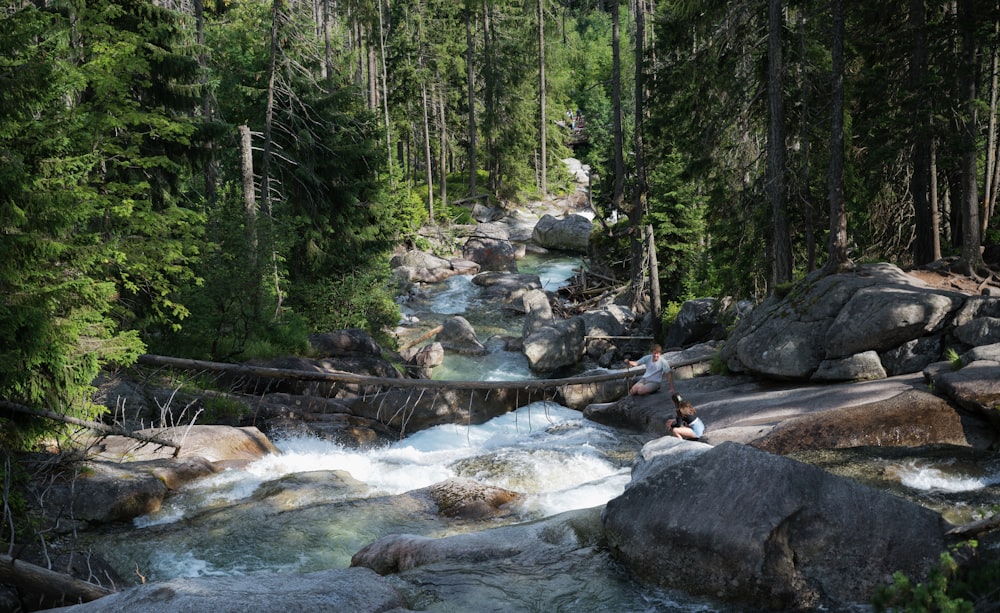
xmin=1 ymin=0 xmax=999 ymax=442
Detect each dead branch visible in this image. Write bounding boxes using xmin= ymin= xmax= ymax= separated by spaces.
xmin=0 ymin=401 xmax=181 ymax=457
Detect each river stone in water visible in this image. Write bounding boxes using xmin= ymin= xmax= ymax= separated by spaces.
xmin=46 ymin=567 xmax=406 ymax=612
xmin=602 ymin=440 xmax=949 ymax=610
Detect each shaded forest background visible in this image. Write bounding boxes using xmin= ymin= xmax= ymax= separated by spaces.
xmin=2 ymin=0 xmax=1000 ymax=443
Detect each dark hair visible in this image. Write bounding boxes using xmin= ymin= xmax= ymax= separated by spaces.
xmin=651 ymin=344 xmax=662 ymax=353
xmin=672 ymin=393 xmax=696 ymax=418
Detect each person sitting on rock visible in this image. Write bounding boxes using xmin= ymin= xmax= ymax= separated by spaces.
xmin=666 ymin=393 xmax=705 ymax=440
xmin=624 ymin=344 xmax=675 ymax=396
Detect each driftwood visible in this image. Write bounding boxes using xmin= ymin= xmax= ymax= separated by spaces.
xmin=946 ymin=513 xmax=1000 ymax=538
xmin=0 ymin=400 xmax=182 ymax=456
xmin=397 ymin=325 xmax=444 ymax=353
xmin=137 ymin=353 xmax=635 ymax=391
xmin=0 ymin=553 xmax=114 ymax=604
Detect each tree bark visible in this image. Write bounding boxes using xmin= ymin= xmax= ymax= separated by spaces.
xmin=824 ymin=0 xmax=851 ymax=274
xmin=466 ymin=2 xmax=478 ymax=194
xmin=611 ymin=1 xmax=625 ymax=212
xmin=378 ymin=0 xmax=393 ymax=177
xmin=631 ymin=0 xmax=650 ymax=315
xmin=911 ymin=0 xmax=935 ymax=265
xmin=437 ymin=78 xmax=448 ymax=211
xmin=0 ymin=554 xmax=114 ymax=605
xmin=421 ymin=80 xmax=434 ymax=223
xmin=538 ymin=0 xmax=547 ymax=196
xmin=136 ymin=354 xmax=641 ymax=390
xmin=768 ymin=0 xmax=792 ymax=284
xmin=957 ymin=0 xmax=984 ymax=275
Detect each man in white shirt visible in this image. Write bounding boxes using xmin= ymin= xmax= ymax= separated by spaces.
xmin=624 ymin=344 xmax=675 ymax=396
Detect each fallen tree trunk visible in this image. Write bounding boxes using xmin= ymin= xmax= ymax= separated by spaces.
xmin=0 ymin=553 xmax=114 ymax=604
xmin=137 ymin=354 xmax=636 ymax=391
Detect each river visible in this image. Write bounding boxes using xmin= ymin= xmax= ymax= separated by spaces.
xmin=83 ymin=251 xmax=1000 ymax=612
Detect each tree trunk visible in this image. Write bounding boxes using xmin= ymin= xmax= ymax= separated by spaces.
xmin=630 ymin=0 xmax=650 ymax=315
xmin=263 ymin=0 xmax=284 ymax=317
xmin=378 ymin=0 xmax=393 ymax=177
xmin=798 ymin=6 xmax=816 ymax=271
xmin=957 ymin=0 xmax=984 ymax=275
xmin=0 ymin=554 xmax=114 ymax=605
xmin=824 ymin=0 xmax=851 ymax=274
xmin=611 ymin=1 xmax=625 ymax=212
xmin=931 ymin=136 xmax=942 ymax=259
xmin=421 ymin=80 xmax=434 ymax=223
xmin=985 ymin=15 xmax=1000 ymax=234
xmin=437 ymin=78 xmax=447 ymax=212
xmin=466 ymin=2 xmax=478 ymax=194
xmin=768 ymin=0 xmax=792 ymax=284
xmin=646 ymin=224 xmax=661 ymax=341
xmin=538 ymin=0 xmax=547 ymax=196
xmin=911 ymin=0 xmax=935 ymax=265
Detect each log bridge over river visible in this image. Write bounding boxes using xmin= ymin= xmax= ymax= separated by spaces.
xmin=133 ymin=353 xmax=644 ymax=441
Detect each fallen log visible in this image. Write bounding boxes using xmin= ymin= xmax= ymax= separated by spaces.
xmin=946 ymin=513 xmax=1000 ymax=538
xmin=397 ymin=325 xmax=444 ymax=353
xmin=0 ymin=553 xmax=114 ymax=604
xmin=137 ymin=353 xmax=635 ymax=391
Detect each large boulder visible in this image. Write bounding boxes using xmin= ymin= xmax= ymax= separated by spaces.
xmin=602 ymin=440 xmax=950 ymax=610
xmin=721 ymin=264 xmax=970 ymax=381
xmin=663 ymin=297 xmax=728 ymax=349
xmin=436 ymin=316 xmax=488 ymax=355
xmin=523 ymin=316 xmax=585 ymax=373
xmin=462 ymin=223 xmax=518 ymax=272
xmin=390 ymin=249 xmax=480 ymax=283
xmin=531 ymin=213 xmax=592 ymax=253
xmin=472 ymin=271 xmax=543 ymax=302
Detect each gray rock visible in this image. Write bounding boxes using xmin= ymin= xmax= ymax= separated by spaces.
xmin=472 ymin=271 xmax=542 ymax=302
xmin=463 ymin=223 xmax=518 ymax=272
xmin=930 ymin=360 xmax=1000 ymax=429
xmin=663 ymin=297 xmax=726 ymax=349
xmin=531 ymin=213 xmax=592 ymax=253
xmin=960 ymin=342 xmax=1000 ymax=365
xmin=953 ymin=316 xmax=1000 ymax=346
xmin=721 ymin=264 xmax=973 ymax=380
xmin=825 ymin=285 xmax=961 ymax=357
xmin=811 ymin=350 xmax=887 ymax=381
xmin=602 ymin=441 xmax=949 ymax=610
xmin=880 ymin=335 xmax=944 ymax=375
xmin=435 ymin=316 xmax=487 ymax=356
xmin=523 ymin=317 xmax=585 ymax=373
xmin=520 ymin=289 xmax=554 ymax=338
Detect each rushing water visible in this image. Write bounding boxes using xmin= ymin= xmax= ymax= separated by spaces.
xmin=85 ymin=251 xmax=1000 ymax=611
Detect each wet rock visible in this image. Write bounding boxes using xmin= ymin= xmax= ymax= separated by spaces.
xmin=351 ymin=506 xmax=603 ymax=575
xmin=436 ymin=316 xmax=488 ymax=356
xmin=523 ymin=316 xmax=585 ymax=373
xmin=423 ymin=478 xmax=523 ymax=520
xmin=47 ymin=567 xmax=406 ymax=613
